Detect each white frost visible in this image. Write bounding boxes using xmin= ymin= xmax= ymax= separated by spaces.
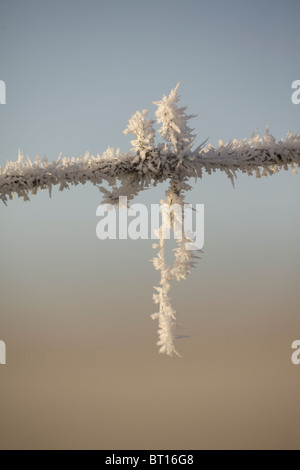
xmin=0 ymin=83 xmax=299 ymax=205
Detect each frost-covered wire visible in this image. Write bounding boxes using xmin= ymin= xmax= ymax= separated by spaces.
xmin=1 ymin=83 xmax=300 ymax=205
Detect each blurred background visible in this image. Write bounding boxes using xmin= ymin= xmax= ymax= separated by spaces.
xmin=0 ymin=0 xmax=300 ymax=450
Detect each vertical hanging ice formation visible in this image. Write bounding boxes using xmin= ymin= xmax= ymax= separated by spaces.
xmin=151 ymin=180 xmax=200 ymax=357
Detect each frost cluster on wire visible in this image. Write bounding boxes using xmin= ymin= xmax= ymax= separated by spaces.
xmin=153 ymin=82 xmax=196 ymax=156
xmin=1 ymin=81 xmax=300 ymax=204
xmin=123 ymin=109 xmax=155 ymax=159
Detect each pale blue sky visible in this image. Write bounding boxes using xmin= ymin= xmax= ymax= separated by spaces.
xmin=0 ymin=0 xmax=299 ymax=164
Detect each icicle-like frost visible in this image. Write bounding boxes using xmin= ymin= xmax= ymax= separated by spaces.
xmin=151 ymin=181 xmax=201 ymax=357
